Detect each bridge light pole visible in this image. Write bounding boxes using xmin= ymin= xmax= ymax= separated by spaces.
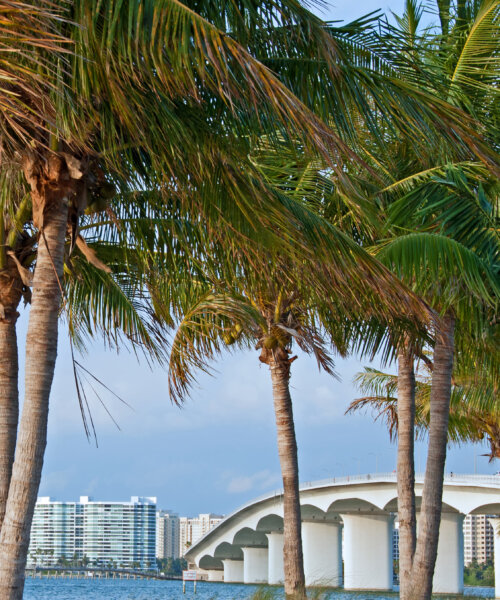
xmin=350 ymin=456 xmax=360 ymax=475
xmin=368 ymin=452 xmax=378 ymax=474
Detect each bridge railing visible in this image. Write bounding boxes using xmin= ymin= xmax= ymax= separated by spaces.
xmin=300 ymin=472 xmax=500 ymax=489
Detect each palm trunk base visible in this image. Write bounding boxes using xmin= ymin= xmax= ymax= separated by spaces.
xmin=262 ymin=345 xmax=306 ymax=600
xmin=400 ymin=316 xmax=455 ymax=600
xmin=0 ymin=155 xmax=76 ymax=600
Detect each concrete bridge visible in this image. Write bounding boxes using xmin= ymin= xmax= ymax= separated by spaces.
xmin=185 ymin=473 xmax=500 ymax=596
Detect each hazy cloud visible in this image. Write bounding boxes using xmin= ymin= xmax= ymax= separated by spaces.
xmin=225 ymin=470 xmax=281 ymax=494
xmin=38 ymin=469 xmax=75 ymax=496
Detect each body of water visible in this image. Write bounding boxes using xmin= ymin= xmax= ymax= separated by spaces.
xmin=23 ymin=579 xmax=494 ymax=600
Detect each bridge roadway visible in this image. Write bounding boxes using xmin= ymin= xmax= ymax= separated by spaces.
xmin=185 ymin=473 xmax=500 ymax=596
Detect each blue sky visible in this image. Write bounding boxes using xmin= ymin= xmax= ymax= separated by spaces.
xmin=20 ymin=0 xmax=497 ymax=518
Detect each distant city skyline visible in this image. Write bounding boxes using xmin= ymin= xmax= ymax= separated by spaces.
xmin=28 ymin=496 xmax=226 ymax=562
xmin=16 ymin=0 xmax=497 ymax=517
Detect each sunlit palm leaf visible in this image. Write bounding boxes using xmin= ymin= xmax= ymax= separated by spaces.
xmin=376 ymin=233 xmax=499 ymax=320
xmin=350 ymin=363 xmax=499 ymax=457
xmin=0 ymin=0 xmax=70 ymax=156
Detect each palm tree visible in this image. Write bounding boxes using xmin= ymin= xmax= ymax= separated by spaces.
xmin=376 ymin=231 xmax=499 ymax=599
xmin=0 ymin=3 xmax=495 ymax=598
xmin=0 ymin=0 xmax=69 ymax=530
xmin=160 ymin=144 xmax=441 ymax=597
xmin=166 ymin=278 xmax=417 ymax=598
xmin=0 ymin=176 xmax=30 ymax=530
xmin=169 ymin=284 xmax=339 ymax=598
xmin=336 ymin=1 xmax=500 ymax=595
xmin=0 ymin=1 xmax=372 ymax=597
xmin=348 ymin=352 xmax=500 ymax=458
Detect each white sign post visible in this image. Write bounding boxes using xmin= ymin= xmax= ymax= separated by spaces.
xmin=182 ymin=570 xmax=197 ymax=594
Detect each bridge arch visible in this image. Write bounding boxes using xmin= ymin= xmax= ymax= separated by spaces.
xmin=383 ymin=497 xmax=459 ymax=513
xmin=213 ymin=542 xmax=243 ymax=560
xmin=233 ymin=527 xmax=268 ymax=547
xmin=256 ymin=514 xmax=283 ymax=532
xmin=470 ymin=502 xmax=500 ymax=515
xmin=328 ymin=498 xmax=384 ymax=514
xmin=301 ymin=503 xmax=341 ymax=522
xmin=199 ymin=555 xmax=223 ymax=570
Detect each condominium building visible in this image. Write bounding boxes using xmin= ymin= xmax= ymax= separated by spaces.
xmin=28 ymin=496 xmax=156 ymax=570
xmin=179 ymin=513 xmax=224 ymax=557
xmin=28 ymin=497 xmax=79 ymax=566
xmin=463 ymin=514 xmax=495 ymax=565
xmin=156 ymin=510 xmax=180 ymax=559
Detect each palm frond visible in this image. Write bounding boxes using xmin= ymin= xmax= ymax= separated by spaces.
xmin=450 ymin=0 xmax=500 ymax=95
xmin=66 ymin=0 xmax=360 ymax=172
xmin=167 ymin=291 xmax=261 ymax=404
xmin=346 ymin=373 xmax=400 ymax=440
xmin=0 ymin=0 xmax=70 ymax=157
xmin=351 ymin=359 xmax=499 ymax=456
xmin=65 ymin=253 xmax=167 ymax=365
xmin=376 ymin=232 xmax=500 ymax=319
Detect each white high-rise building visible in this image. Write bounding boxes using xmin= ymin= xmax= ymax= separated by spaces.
xmin=463 ymin=514 xmax=495 ymax=565
xmin=28 ymin=496 xmax=156 ymax=570
xmin=156 ymin=510 xmax=180 ymax=559
xmin=28 ymin=497 xmax=79 ymax=567
xmin=179 ymin=513 xmax=224 ymax=557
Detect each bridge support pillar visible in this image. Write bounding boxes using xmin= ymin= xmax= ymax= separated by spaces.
xmin=266 ymin=533 xmax=284 ymax=585
xmin=341 ymin=513 xmax=393 ymax=590
xmin=432 ymin=512 xmax=464 ymax=594
xmin=488 ymin=518 xmax=500 ymax=599
xmin=302 ymin=521 xmax=342 ymax=587
xmin=222 ymin=559 xmax=243 ymax=583
xmin=207 ymin=569 xmax=224 ymax=582
xmin=242 ymin=547 xmax=268 ymax=584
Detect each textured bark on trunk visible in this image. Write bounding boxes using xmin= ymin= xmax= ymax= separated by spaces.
xmin=0 ymin=186 xmax=68 ymax=599
xmin=269 ymin=359 xmax=306 ymax=600
xmin=0 ymin=259 xmax=23 ymax=530
xmin=408 ymin=314 xmax=455 ymax=600
xmin=396 ymin=345 xmax=417 ymax=600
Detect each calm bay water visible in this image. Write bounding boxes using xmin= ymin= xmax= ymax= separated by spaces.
xmin=22 ymin=579 xmax=494 ymax=600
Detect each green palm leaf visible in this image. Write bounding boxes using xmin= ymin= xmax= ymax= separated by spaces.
xmin=349 ymin=363 xmax=499 ymax=457
xmin=376 ymin=232 xmax=500 ymax=317
xmin=167 ymin=290 xmax=261 ymax=404
xmin=0 ymin=0 xmax=70 ymax=157
xmin=450 ymin=0 xmax=500 ymax=94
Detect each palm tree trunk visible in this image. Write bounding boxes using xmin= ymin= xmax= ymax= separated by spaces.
xmin=0 ymin=259 xmax=23 ymax=530
xmin=0 ymin=319 xmax=19 ymax=532
xmin=396 ymin=344 xmax=416 ymax=600
xmin=269 ymin=357 xmax=306 ymax=600
xmin=0 ymin=193 xmax=68 ymax=599
xmin=408 ymin=314 xmax=455 ymax=600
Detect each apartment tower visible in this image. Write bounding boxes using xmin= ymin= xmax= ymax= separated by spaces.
xmin=28 ymin=496 xmax=156 ymax=570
